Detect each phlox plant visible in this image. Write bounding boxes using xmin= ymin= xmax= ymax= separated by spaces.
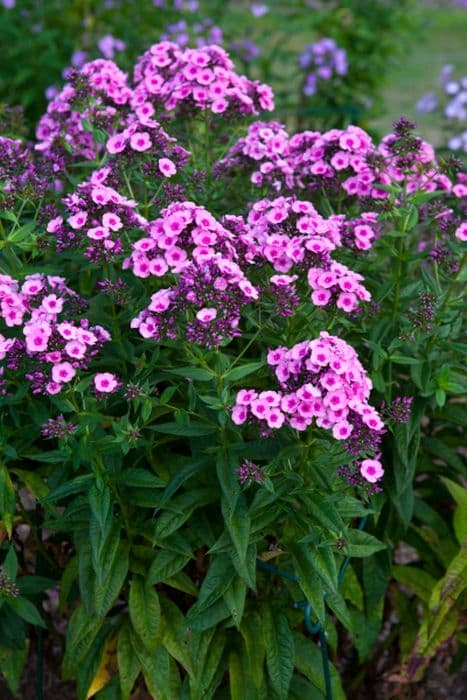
xmin=0 ymin=39 xmax=466 ymax=700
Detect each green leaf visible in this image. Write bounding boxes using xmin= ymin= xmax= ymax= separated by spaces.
xmin=2 ymin=545 xmax=18 ymax=580
xmin=189 ymin=555 xmax=235 ymax=616
xmin=8 ymin=597 xmax=45 ymax=627
xmin=424 ymin=437 xmax=465 ymax=474
xmin=389 ymin=354 xmax=422 ymax=365
xmin=94 ymin=542 xmax=129 ymax=618
xmin=440 ymin=477 xmax=467 ymax=542
xmin=392 ymin=566 xmax=436 ymax=603
xmin=148 ymin=549 xmax=191 ymax=585
xmin=190 ymin=629 xmax=226 ymax=699
xmin=0 ymin=643 xmax=28 ymax=694
xmin=129 ymin=577 xmax=160 ymax=654
xmin=166 ymin=367 xmax=215 ymax=381
xmin=117 ymin=622 xmax=141 ymax=700
xmin=291 ymin=546 xmax=326 ymax=623
xmin=240 ymin=612 xmax=266 ymax=691
xmin=221 ymin=495 xmax=250 ymax=580
xmin=216 ymin=449 xmax=240 ymax=514
xmin=223 ymin=576 xmax=247 ymax=628
xmin=223 ymin=361 xmax=264 ymax=382
xmin=40 ymin=474 xmax=94 ymax=504
xmin=343 ymin=530 xmax=386 ymax=557
xmin=159 ymin=597 xmax=194 ymax=676
xmin=154 ymin=457 xmax=208 ymax=513
xmin=115 ymin=468 xmax=166 ymax=489
xmin=263 ymin=605 xmax=294 ymax=700
xmin=140 ymin=644 xmax=182 ymax=700
xmin=62 ymin=605 xmax=104 ymax=680
xmin=228 ymin=649 xmax=255 ymax=700
xmin=0 ymin=464 xmax=16 ymax=538
xmin=88 ymin=483 xmax=111 ymax=534
xmin=150 ymin=422 xmax=217 ymax=437
xmin=301 ymin=492 xmax=344 ymax=533
xmin=11 ymin=468 xmax=49 ymax=500
xmin=340 ymin=565 xmax=364 ymax=611
xmin=294 ymin=634 xmax=345 ymax=699
xmin=17 ymin=575 xmax=55 ymax=596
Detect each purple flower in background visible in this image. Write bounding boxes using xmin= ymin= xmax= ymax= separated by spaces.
xmin=1 ymin=0 xmax=16 ymax=8
xmin=416 ymin=92 xmax=438 ymax=114
xmin=419 ymin=65 xmax=467 ymax=152
xmin=45 ymin=85 xmax=59 ymax=101
xmin=230 ymin=38 xmax=261 ymax=63
xmin=161 ymin=18 xmax=222 ymax=48
xmin=70 ymin=50 xmax=88 ymax=69
xmin=299 ymin=38 xmax=348 ymax=96
xmin=98 ymin=35 xmax=126 ymax=59
xmin=251 ymin=3 xmax=269 ymax=16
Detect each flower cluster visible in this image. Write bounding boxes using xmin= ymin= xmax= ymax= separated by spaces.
xmin=36 ymin=59 xmax=133 ymax=161
xmin=244 ymin=197 xmax=372 ymax=313
xmin=0 ymin=136 xmax=50 ymax=206
xmin=220 ymin=119 xmax=456 ymax=201
xmin=376 ymin=126 xmax=452 ymax=195
xmin=232 ymin=332 xmax=384 ymax=482
xmin=218 ymin=122 xmax=379 ymax=198
xmin=106 ymin=114 xmax=189 ymax=179
xmin=47 ymin=168 xmax=144 ymax=261
xmin=287 ymin=126 xmax=378 ymax=198
xmin=215 ymin=120 xmax=291 ymax=191
xmin=132 ymin=41 xmax=274 ymax=116
xmin=299 ymin=38 xmax=348 ymax=97
xmin=0 ymin=273 xmax=111 ymax=395
xmin=125 ymin=201 xmax=259 ymax=346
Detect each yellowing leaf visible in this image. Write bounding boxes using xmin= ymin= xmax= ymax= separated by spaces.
xmin=86 ymin=634 xmax=118 ymax=698
xmin=257 ymin=548 xmax=285 ymax=562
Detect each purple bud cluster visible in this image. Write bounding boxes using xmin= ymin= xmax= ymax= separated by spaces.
xmin=237 ymin=459 xmax=266 ymax=485
xmin=41 ymin=414 xmax=78 ymax=439
xmin=0 ymin=136 xmax=50 ymax=206
xmin=380 ymin=396 xmax=413 ymax=425
xmin=0 ymin=568 xmax=20 ymax=598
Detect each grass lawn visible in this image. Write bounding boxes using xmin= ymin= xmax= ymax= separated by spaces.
xmin=370 ymin=5 xmax=467 ymax=146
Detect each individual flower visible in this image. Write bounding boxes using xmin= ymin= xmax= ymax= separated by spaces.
xmin=94 ymin=372 xmax=120 ymax=393
xmin=360 ymin=457 xmax=384 ymax=483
